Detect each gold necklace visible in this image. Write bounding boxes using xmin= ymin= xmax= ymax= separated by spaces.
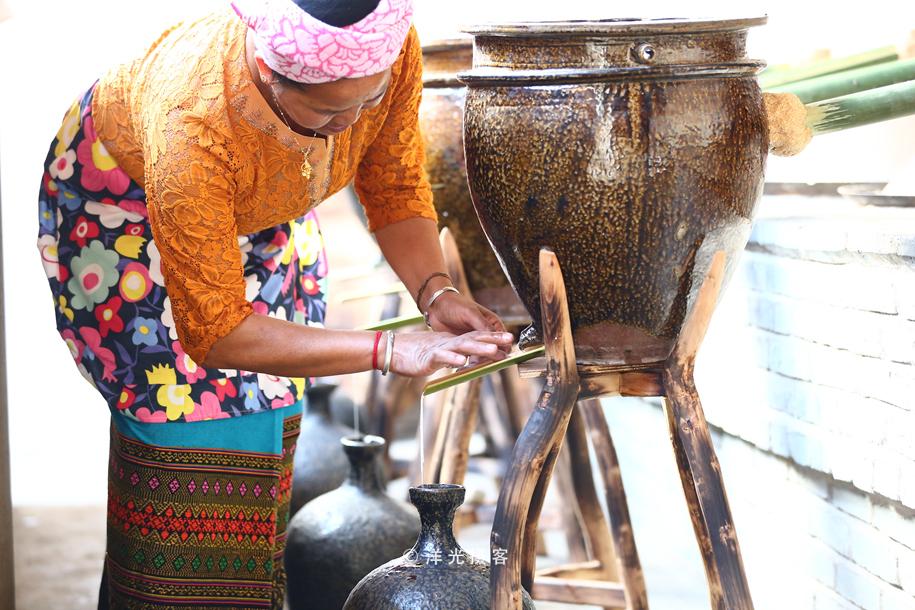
xmin=270 ymin=87 xmax=317 ymax=180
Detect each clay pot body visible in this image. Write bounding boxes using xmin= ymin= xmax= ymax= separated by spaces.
xmin=461 ymin=18 xmax=769 ymax=364
xmin=290 ymin=384 xmax=355 ymax=514
xmin=421 ymin=41 xmax=528 ymax=323
xmin=343 ymin=484 xmax=535 ymax=609
xmin=285 ymin=436 xmax=420 ymax=610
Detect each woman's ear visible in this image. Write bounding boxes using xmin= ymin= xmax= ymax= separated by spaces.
xmin=253 ymin=53 xmax=277 ymax=85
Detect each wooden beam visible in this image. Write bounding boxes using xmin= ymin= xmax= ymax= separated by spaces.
xmin=536 ymin=559 xmax=604 ymax=579
xmin=532 ymin=577 xmax=627 ymax=607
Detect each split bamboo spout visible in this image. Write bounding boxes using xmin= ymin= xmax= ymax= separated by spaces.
xmin=765 ymin=78 xmax=915 ymax=156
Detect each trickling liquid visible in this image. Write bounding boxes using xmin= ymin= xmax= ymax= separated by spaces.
xmin=419 ymin=393 xmax=425 ymax=483
xmin=354 ymin=401 xmax=360 ymax=434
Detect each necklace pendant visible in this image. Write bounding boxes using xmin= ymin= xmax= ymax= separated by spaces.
xmin=301 ymin=157 xmax=313 ymax=180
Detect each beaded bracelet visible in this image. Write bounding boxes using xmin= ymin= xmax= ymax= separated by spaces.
xmin=414 ymin=272 xmax=452 ymax=312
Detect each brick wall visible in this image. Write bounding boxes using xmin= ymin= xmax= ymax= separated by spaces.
xmin=684 ymin=195 xmax=915 ymax=609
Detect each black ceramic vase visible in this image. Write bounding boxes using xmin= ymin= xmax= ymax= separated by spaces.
xmin=290 ymin=383 xmax=355 ymax=514
xmin=285 ymin=435 xmax=420 ymax=610
xmin=343 ymin=484 xmax=536 ymax=609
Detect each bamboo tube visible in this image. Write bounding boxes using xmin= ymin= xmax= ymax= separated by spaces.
xmin=767 ymin=57 xmax=915 ymax=104
xmin=806 ymin=78 xmax=915 ymax=135
xmin=359 ymin=313 xmax=424 ymax=331
xmin=423 ymin=346 xmax=546 ymax=395
xmin=765 ymin=78 xmax=915 ymax=156
xmin=758 ymin=45 xmax=898 ymax=89
xmin=334 ymin=281 xmax=407 ymax=303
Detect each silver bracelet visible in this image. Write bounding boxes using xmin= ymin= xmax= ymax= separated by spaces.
xmin=382 ymin=330 xmax=395 ymax=376
xmin=423 ymin=286 xmax=460 ymax=327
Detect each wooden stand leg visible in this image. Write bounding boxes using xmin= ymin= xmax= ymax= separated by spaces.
xmin=565 ymin=404 xmax=620 ymax=582
xmin=580 ymin=399 xmax=649 ymax=610
xmin=521 ymin=440 xmax=565 ymax=590
xmin=554 ymin=446 xmax=590 ymax=563
xmin=491 ymin=249 xmax=580 ymax=610
xmin=663 ymin=251 xmax=754 ymax=610
xmin=439 ymin=378 xmax=482 ymax=484
xmin=498 ymin=366 xmax=535 ymax=437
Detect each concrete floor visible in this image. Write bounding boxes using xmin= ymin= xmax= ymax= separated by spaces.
xmin=13 ymin=505 xmax=105 ymax=609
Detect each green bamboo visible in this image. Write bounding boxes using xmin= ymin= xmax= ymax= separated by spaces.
xmin=359 ymin=313 xmax=424 ymax=331
xmin=806 ymin=78 xmax=915 ymax=135
xmin=758 ymin=46 xmax=898 ymax=89
xmin=336 ymin=281 xmax=407 ymax=303
xmin=423 ymin=346 xmax=546 ymax=396
xmin=768 ymin=58 xmax=915 ymax=103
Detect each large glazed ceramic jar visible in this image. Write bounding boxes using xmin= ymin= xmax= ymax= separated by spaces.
xmin=421 ymin=40 xmax=528 ymax=324
xmin=343 ymin=484 xmax=536 ymax=609
xmin=285 ymin=436 xmax=420 ymax=610
xmin=460 ymin=18 xmax=769 ymax=364
xmin=290 ymin=383 xmax=355 ymax=514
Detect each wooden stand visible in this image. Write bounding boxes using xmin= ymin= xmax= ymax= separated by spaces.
xmin=426 ymin=230 xmax=616 ymax=570
xmin=491 ymin=248 xmax=754 ymax=609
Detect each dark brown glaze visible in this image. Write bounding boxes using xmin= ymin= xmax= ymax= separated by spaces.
xmin=421 ymin=41 xmax=529 ymax=323
xmin=460 ymin=18 xmax=769 ymax=364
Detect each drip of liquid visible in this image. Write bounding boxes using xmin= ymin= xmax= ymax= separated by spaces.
xmin=354 ymin=400 xmax=360 ymax=434
xmin=419 ymin=393 xmax=425 ymax=483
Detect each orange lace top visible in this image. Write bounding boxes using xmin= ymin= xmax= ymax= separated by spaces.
xmin=91 ymin=9 xmax=435 ymax=363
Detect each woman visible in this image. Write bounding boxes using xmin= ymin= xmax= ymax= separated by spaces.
xmin=36 ymin=0 xmax=512 ymax=607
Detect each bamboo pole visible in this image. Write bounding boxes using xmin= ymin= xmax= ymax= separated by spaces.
xmin=358 ymin=313 xmax=424 ymax=331
xmin=758 ymin=45 xmax=897 ymax=89
xmin=423 ymin=346 xmax=546 ymax=396
xmin=768 ymin=57 xmax=915 ymax=103
xmin=766 ymin=78 xmax=915 ymax=156
xmin=806 ymin=78 xmax=915 ymax=135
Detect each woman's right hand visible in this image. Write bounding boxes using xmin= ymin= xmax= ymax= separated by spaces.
xmin=390 ymin=330 xmax=514 ymax=377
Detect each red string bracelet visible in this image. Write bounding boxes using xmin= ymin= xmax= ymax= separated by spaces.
xmin=372 ymin=330 xmax=383 ymax=371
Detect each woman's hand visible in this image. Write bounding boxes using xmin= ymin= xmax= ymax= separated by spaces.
xmin=391 ymin=330 xmax=514 ymax=377
xmin=425 ymin=291 xmax=507 ymax=336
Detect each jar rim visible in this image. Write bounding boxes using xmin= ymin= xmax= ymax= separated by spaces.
xmin=462 ymin=16 xmax=767 ymax=37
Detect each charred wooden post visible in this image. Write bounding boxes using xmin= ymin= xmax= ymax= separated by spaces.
xmin=490 ymin=249 xmax=580 ymax=609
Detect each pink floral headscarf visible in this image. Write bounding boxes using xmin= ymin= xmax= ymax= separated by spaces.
xmin=231 ymin=0 xmax=414 ymax=84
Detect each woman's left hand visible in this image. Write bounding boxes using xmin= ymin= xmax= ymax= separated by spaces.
xmin=426 ymin=291 xmax=510 ymax=341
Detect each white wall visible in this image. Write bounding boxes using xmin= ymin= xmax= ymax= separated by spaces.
xmin=1 ymin=0 xmax=914 ymax=505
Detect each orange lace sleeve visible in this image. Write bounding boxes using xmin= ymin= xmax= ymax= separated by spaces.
xmin=143 ymin=104 xmax=253 ymax=365
xmin=354 ymin=28 xmax=437 ymax=232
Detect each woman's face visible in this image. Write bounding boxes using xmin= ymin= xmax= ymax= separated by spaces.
xmin=271 ymin=69 xmax=392 ymax=136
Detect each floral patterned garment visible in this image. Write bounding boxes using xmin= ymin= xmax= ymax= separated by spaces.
xmin=38 ymin=85 xmax=328 ymax=423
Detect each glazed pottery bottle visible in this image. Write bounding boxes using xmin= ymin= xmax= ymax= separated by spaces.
xmin=343 ymin=484 xmax=536 ymax=609
xmin=285 ymin=435 xmax=420 ymax=610
xmin=290 ymin=383 xmax=355 ymax=514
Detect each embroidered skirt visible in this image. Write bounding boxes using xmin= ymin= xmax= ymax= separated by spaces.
xmin=102 ymin=401 xmax=303 ymax=609
xmin=37 ymin=83 xmax=328 ymax=423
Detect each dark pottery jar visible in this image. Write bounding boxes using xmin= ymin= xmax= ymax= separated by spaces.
xmin=460 ymin=18 xmax=769 ymax=364
xmin=290 ymin=383 xmax=355 ymax=514
xmin=285 ymin=435 xmax=420 ymax=610
xmin=421 ymin=40 xmax=528 ymax=325
xmin=343 ymin=484 xmax=535 ymax=609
